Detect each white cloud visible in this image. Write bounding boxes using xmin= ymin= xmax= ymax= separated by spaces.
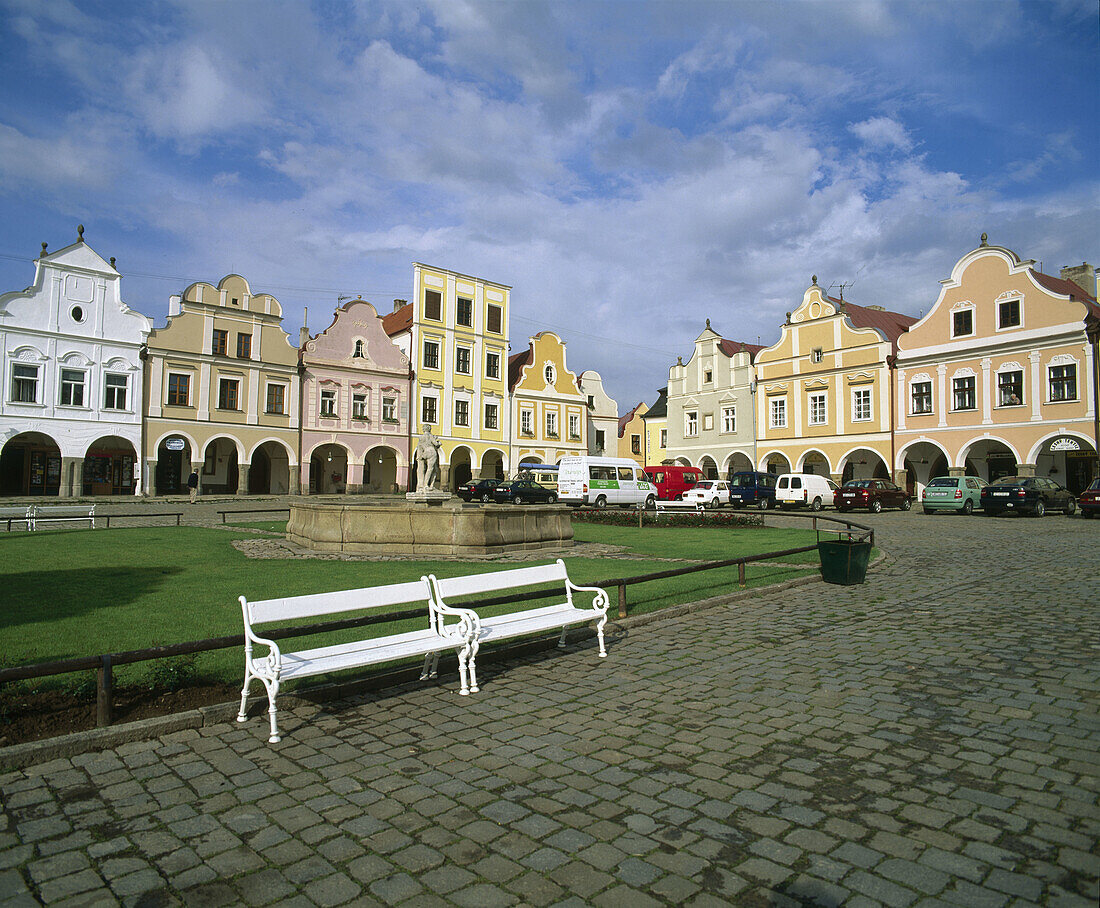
xmin=849 ymin=116 xmax=914 ymax=152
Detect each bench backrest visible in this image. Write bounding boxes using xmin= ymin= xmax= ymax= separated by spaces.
xmin=431 ymin=559 xmax=570 ymax=604
xmin=243 ymin=577 xmax=434 ymax=629
xmin=35 ymin=505 xmax=94 ymax=515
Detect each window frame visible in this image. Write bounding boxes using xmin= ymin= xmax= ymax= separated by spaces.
xmin=236 ymin=333 xmax=252 ymax=359
xmin=59 ymin=367 xmax=86 ymax=408
xmin=952 ymin=376 xmax=976 ymax=412
xmin=659 ymin=427 xmax=667 ymax=448
xmin=486 ymin=304 xmax=503 ymax=334
xmin=484 ymin=402 xmax=499 ymax=430
xmin=454 ymin=399 xmax=469 ymax=427
xmin=808 ymin=392 xmax=827 ymax=426
xmin=520 ymin=409 xmax=534 ymax=436
xmin=485 ymin=351 xmax=500 ymax=379
xmin=266 ymin=382 xmax=285 ymax=415
xmin=546 ymin=410 xmax=559 ymax=438
xmin=10 ymin=363 xmax=40 ymax=404
xmin=167 ymin=372 xmax=190 ymax=407
xmin=382 ymin=396 xmax=397 ymax=422
xmin=997 ymin=297 xmax=1021 ymax=331
xmin=569 ymin=413 xmax=581 ymax=439
xmin=422 ymin=395 xmax=438 ymax=425
xmin=422 ymin=340 xmax=441 ymax=371
xmin=685 ymin=410 xmax=699 ymax=437
xmin=952 ymin=308 xmax=974 ymax=339
xmin=423 ymin=290 xmax=442 ymax=321
xmin=212 ymin=328 xmax=229 ymax=356
xmin=911 ymin=381 xmax=932 ymax=415
xmin=104 ymin=373 xmax=128 ymax=411
xmin=352 ymin=392 xmax=368 ymax=420
xmin=1048 ymin=363 xmax=1077 ymax=403
xmin=630 ymin=434 xmax=641 ymax=455
xmin=456 ymin=296 xmax=473 ymax=328
xmin=769 ymin=398 xmax=786 ymax=429
xmin=217 ymin=377 xmax=240 ymax=411
xmin=319 ymin=387 xmax=338 ymax=418
xmin=852 ymin=388 xmax=872 ymax=422
xmin=455 ymin=345 xmax=472 ymax=375
xmin=996 ymin=370 xmax=1023 ymax=408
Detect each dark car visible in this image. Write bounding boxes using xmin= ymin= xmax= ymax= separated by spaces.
xmin=457 ymin=478 xmax=504 ymax=502
xmin=1079 ymin=477 xmax=1100 ymax=518
xmin=491 ymin=479 xmax=559 ymax=505
xmin=835 ymin=479 xmax=912 ymax=513
xmin=981 ymin=476 xmax=1076 ymax=517
xmin=727 ymin=471 xmax=778 ymax=509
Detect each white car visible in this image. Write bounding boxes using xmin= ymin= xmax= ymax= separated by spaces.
xmin=682 ymin=480 xmax=730 ymax=509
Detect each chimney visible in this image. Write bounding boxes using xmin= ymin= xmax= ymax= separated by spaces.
xmin=1060 ymin=262 xmax=1096 ymax=298
xmin=393 ymin=299 xmax=407 ymax=312
xmin=168 ymin=294 xmax=182 ymax=317
xmin=299 ymin=306 xmax=310 ymax=347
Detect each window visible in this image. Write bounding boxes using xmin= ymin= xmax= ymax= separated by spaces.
xmin=383 ymin=397 xmax=397 ymax=422
xmin=1049 ymin=364 xmax=1077 ymax=402
xmin=997 ymin=371 xmax=1023 ymax=407
xmin=703 ymin=413 xmax=714 ymax=431
xmin=320 ymin=388 xmax=337 ymax=418
xmin=212 ymin=329 xmax=228 ymax=355
xmin=544 ymin=364 xmax=555 ymax=385
xmin=237 ymin=333 xmax=251 ymax=359
xmin=266 ymin=383 xmax=285 ymax=415
xmin=808 ymin=393 xmax=826 ymax=425
xmin=952 ymin=309 xmax=973 ymax=338
xmin=218 ymin=378 xmax=240 ymax=410
xmin=546 ymin=411 xmax=558 ymax=437
xmin=722 ymin=407 xmax=736 ymax=433
xmin=911 ymin=381 xmax=932 ymax=415
xmin=685 ymin=411 xmax=698 ymax=437
xmin=485 ymin=403 xmax=498 ymax=430
xmin=167 ymin=373 xmax=190 ymax=407
xmin=456 ymin=297 xmax=473 ymax=327
xmin=352 ymin=393 xmax=368 ymax=419
xmin=424 ymin=290 xmax=442 ymax=320
xmin=520 ymin=410 xmax=533 ymax=435
xmin=422 ymin=396 xmax=437 ymax=425
xmin=852 ymin=388 xmax=872 ymax=421
xmin=454 ymin=399 xmax=469 ymax=427
xmin=423 ymin=341 xmax=440 ymax=370
xmin=60 ymin=369 xmax=85 ymax=407
xmin=630 ymin=434 xmax=641 ymax=454
xmin=456 ymin=347 xmax=471 ymax=374
xmin=569 ymin=414 xmax=581 ymax=439
xmin=486 ymin=352 xmax=500 ymax=379
xmin=952 ymin=376 xmax=975 ymax=411
xmin=11 ymin=363 xmax=40 ymax=403
xmin=811 ymin=348 xmax=823 ymax=364
xmin=104 ymin=374 xmax=127 ymax=410
xmin=487 ymin=304 xmax=502 ymax=334
xmin=659 ymin=428 xmax=667 ymax=448
xmin=704 ymin=370 xmax=713 ymax=384
xmin=769 ymin=398 xmax=786 ymax=429
xmin=353 ymin=339 xmax=365 ymax=358
xmin=998 ymin=298 xmax=1021 ymax=329
xmin=595 ymin=429 xmax=605 ymax=450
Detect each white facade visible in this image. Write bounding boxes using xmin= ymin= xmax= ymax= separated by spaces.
xmin=0 ymin=232 xmax=151 ymax=497
xmin=578 ymin=370 xmax=619 ymax=456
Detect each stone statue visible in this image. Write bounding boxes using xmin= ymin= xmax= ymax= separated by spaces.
xmin=414 ymin=429 xmax=443 ymax=490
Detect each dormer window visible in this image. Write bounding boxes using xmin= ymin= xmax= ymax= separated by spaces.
xmin=952 ymin=309 xmax=973 ymax=338
xmin=704 ymin=370 xmax=713 ymax=384
xmin=811 ymin=348 xmax=823 ymax=364
xmin=544 ymin=364 xmax=556 ymax=385
xmin=353 ymin=340 xmax=365 ymax=358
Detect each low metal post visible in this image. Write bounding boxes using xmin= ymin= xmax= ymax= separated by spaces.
xmin=96 ymin=655 xmax=113 ymax=727
xmin=738 ymin=561 xmax=746 ymax=589
xmin=617 ymin=582 xmax=627 ymax=619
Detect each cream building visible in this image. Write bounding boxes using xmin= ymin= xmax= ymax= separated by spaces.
xmin=578 ymin=370 xmax=618 ymax=456
xmin=384 ymin=264 xmax=510 ymax=489
xmin=666 ymin=321 xmax=763 ymax=479
xmin=143 ymin=274 xmax=300 ymax=496
xmin=508 ymin=331 xmax=587 ymax=469
xmin=754 ymin=278 xmax=916 ymax=483
xmin=617 ymin=401 xmax=648 ymax=467
xmin=641 ymin=387 xmax=667 ymax=470
xmin=895 ymin=238 xmax=1098 ymax=495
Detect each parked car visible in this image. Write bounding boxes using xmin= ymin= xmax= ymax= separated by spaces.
xmin=682 ymin=480 xmax=730 ymax=509
xmin=727 ymin=471 xmax=778 ymax=509
xmin=1079 ymin=477 xmax=1100 ymax=518
xmin=775 ymin=473 xmax=839 ymax=511
xmin=921 ymin=476 xmax=985 ymax=515
xmin=980 ymin=476 xmax=1076 ymax=517
xmin=491 ymin=479 xmax=559 ymax=505
xmin=836 ymin=479 xmax=912 ymax=513
xmin=645 ymin=464 xmax=704 ymax=501
xmin=457 ymin=478 xmax=504 ymax=502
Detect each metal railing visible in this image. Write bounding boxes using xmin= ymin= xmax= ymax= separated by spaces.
xmin=217 ymin=508 xmax=291 ymax=524
xmin=0 ymin=511 xmax=872 ymax=729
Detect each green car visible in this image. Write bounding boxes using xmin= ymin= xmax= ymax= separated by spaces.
xmin=921 ymin=475 xmax=985 ymax=514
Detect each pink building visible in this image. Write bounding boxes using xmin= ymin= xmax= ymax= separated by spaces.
xmin=299 ymin=298 xmax=411 ymax=494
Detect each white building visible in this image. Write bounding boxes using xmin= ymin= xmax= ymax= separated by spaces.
xmin=0 ymin=228 xmax=152 ymax=497
xmin=578 ymin=370 xmax=619 ymax=456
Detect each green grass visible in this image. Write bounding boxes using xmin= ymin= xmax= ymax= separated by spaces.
xmin=0 ymin=522 xmax=822 ymax=694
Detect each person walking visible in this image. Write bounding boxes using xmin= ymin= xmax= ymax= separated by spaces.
xmin=187 ymin=469 xmax=199 ymax=504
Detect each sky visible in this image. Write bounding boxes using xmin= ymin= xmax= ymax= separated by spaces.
xmin=0 ymin=0 xmax=1097 ymax=412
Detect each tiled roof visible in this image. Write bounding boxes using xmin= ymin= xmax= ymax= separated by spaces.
xmin=618 ymin=402 xmax=644 ymax=438
xmin=840 ymin=300 xmax=918 ymax=353
xmin=717 ymin=339 xmax=766 ymax=361
xmin=1030 ymin=269 xmax=1100 ymax=320
xmin=381 ymin=303 xmax=412 ymax=336
xmin=508 ymin=349 xmax=532 ymax=391
xmin=644 ymin=387 xmax=668 ymax=419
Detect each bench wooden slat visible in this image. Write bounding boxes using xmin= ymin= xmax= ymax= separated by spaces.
xmin=247 ymin=578 xmax=433 ymax=625
xmin=269 ymin=627 xmax=467 ymax=681
xmin=433 ymin=562 xmax=569 ymax=599
xmin=475 ymin=603 xmax=596 ymax=644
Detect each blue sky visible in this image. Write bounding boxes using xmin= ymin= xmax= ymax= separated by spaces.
xmin=0 ymin=0 xmax=1096 ymax=411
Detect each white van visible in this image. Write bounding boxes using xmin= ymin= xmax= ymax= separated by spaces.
xmin=558 ymin=456 xmax=656 ymax=508
xmin=775 ymin=472 xmax=839 ymax=511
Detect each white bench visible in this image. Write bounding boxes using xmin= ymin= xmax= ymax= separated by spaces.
xmin=32 ymin=504 xmax=96 ymax=529
xmin=0 ymin=505 xmax=34 ymax=531
xmin=238 ymin=577 xmax=477 ymax=744
xmin=428 ymin=559 xmax=609 ymax=693
xmin=654 ymin=500 xmax=705 ymax=513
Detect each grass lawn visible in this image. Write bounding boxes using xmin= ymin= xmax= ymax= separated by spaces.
xmin=0 ymin=521 xmax=823 ymax=694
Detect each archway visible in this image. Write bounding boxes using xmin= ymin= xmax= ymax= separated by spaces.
xmin=800 ymin=450 xmax=830 ymax=476
xmin=310 ymin=443 xmax=349 ymax=494
xmin=202 ymin=437 xmax=241 ymax=494
xmin=674 ymin=457 xmax=692 ymax=467
xmin=699 ymin=456 xmax=719 ymax=479
xmin=762 ymin=452 xmax=791 ymax=475
xmin=450 ymin=446 xmax=473 ymax=491
xmin=84 ymin=436 xmax=138 ymax=496
xmin=249 ymin=441 xmax=292 ymax=494
xmin=839 ymin=448 xmax=887 ymax=484
xmin=0 ymin=432 xmax=62 ymax=497
xmin=725 ymin=452 xmax=753 ymax=477
xmin=961 ymin=438 xmax=1018 ymax=483
xmin=898 ymin=441 xmax=950 ymax=498
xmin=1031 ymin=433 xmax=1097 ymax=495
xmin=482 ymin=449 xmax=506 ymax=481
xmin=154 ymin=435 xmax=193 ymax=496
xmin=364 ymin=446 xmax=398 ymax=493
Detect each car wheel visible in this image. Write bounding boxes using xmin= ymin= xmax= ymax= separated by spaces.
xmin=594 ymin=495 xmax=607 ymax=509
xmin=810 ymin=497 xmax=823 ymax=512
xmin=901 ymin=498 xmax=912 ymax=511
xmin=961 ymin=499 xmax=973 ymax=515
xmin=710 ymin=498 xmax=720 ymax=509
xmin=481 ymin=493 xmax=492 ymax=502
xmin=759 ymin=497 xmax=771 ymax=510
xmin=514 ymin=496 xmax=524 ymax=505
xmin=548 ymin=493 xmax=557 ymax=504
xmin=1064 ymin=499 xmax=1076 ymax=516
xmin=923 ymin=507 xmax=934 ymax=515
xmin=645 ymin=495 xmax=656 ymax=510
xmin=870 ymin=500 xmax=883 ymax=513
xmin=1032 ymin=499 xmax=1045 ymax=517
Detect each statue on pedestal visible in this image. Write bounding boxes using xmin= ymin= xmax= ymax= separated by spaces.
xmin=414 ymin=429 xmax=443 ymax=491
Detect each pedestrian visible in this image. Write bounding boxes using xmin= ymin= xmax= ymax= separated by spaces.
xmin=187 ymin=469 xmax=199 ymax=503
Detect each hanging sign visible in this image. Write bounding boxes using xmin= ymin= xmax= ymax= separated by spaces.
xmin=165 ymin=437 xmax=186 ymax=451
xmin=1049 ymin=438 xmax=1080 ymax=452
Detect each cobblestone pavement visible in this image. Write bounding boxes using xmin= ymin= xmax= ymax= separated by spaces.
xmin=1 ymin=508 xmax=1098 ymax=906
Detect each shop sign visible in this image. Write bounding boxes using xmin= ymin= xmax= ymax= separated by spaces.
xmin=1050 ymin=438 xmax=1080 ymax=452
xmin=165 ymin=437 xmax=186 ymax=451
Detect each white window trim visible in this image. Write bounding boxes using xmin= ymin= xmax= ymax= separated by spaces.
xmin=994 ymin=292 xmax=1024 ymax=333
xmin=851 ymin=388 xmax=872 ymax=422
xmin=950 ymin=376 xmax=976 ymax=412
xmin=484 ymin=402 xmax=499 ymax=430
xmin=808 ymin=392 xmax=827 ymax=426
xmin=454 ymin=398 xmax=470 ymax=427
xmin=685 ymin=410 xmax=699 ymax=437
xmin=455 ymin=345 xmax=472 ymax=375
xmin=9 ymin=362 xmax=41 ymax=405
xmin=520 ymin=408 xmax=534 ymax=435
xmin=1047 ymin=358 xmax=1079 ymax=403
xmin=769 ymin=398 xmax=786 ymax=429
xmin=951 ymin=304 xmax=976 ymax=339
xmin=422 ymin=394 xmax=438 ymax=425
xmin=422 ymin=340 xmax=441 ymax=370
xmin=910 ymin=380 xmax=933 ymax=416
xmin=103 ymin=373 xmax=130 ymax=411
xmin=319 ymin=387 xmax=338 ymax=418
xmin=58 ymin=367 xmax=89 ymax=409
xmin=485 ymin=351 xmax=501 ymax=379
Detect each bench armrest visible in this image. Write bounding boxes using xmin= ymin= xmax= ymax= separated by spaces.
xmin=432 ymin=598 xmax=481 ymax=637
xmin=566 ymin=580 xmax=609 ymax=614
xmin=239 ymin=596 xmax=282 ymax=674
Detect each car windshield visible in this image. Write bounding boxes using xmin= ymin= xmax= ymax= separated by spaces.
xmin=988 ymin=476 xmax=1022 ymax=487
xmin=729 ymin=474 xmax=751 ymax=487
xmin=695 ymin=481 xmax=714 ymax=490
xmin=1089 ymin=478 xmax=1100 ymax=491
xmin=927 ymin=478 xmax=957 ymax=487
xmin=845 ymin=480 xmax=873 ymax=488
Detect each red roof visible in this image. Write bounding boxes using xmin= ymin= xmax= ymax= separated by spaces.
xmin=507 ymin=349 xmax=532 ymax=391
xmin=382 ymin=302 xmax=412 ymax=336
xmin=618 ymin=402 xmax=644 ymax=438
xmin=1030 ymin=269 xmax=1100 ymax=320
xmin=717 ymin=338 xmax=766 ymax=361
xmin=839 ymin=300 xmax=918 ymax=354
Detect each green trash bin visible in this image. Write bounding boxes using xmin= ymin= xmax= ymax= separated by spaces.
xmin=818 ymin=535 xmax=872 ymax=585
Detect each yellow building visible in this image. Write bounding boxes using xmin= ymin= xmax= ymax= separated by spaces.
xmin=641 ymin=387 xmax=667 ymax=470
xmin=143 ymin=274 xmax=300 ymax=495
xmin=508 ymin=331 xmax=587 ymax=470
xmin=383 ymin=263 xmax=510 ymax=489
xmin=617 ymin=401 xmax=648 ymax=467
xmin=754 ymin=278 xmax=916 ymax=483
